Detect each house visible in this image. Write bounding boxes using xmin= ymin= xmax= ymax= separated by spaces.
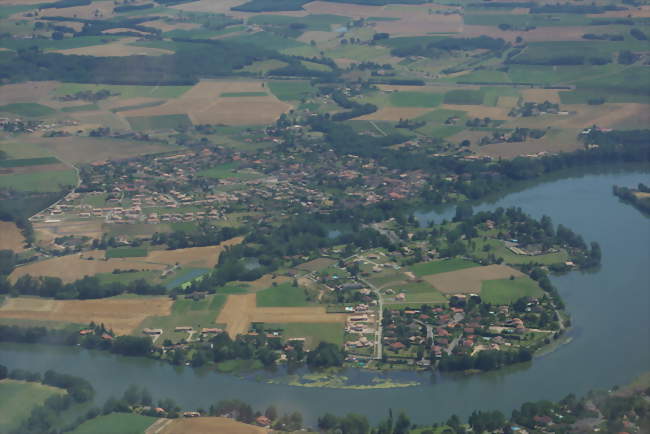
xmin=201 ymin=328 xmax=223 ymax=334
xmin=183 ymin=411 xmax=201 ymax=418
xmin=256 ymin=416 xmax=272 ymax=427
xmin=142 ymin=328 xmax=163 ymax=335
xmin=79 ymin=329 xmax=93 ymax=335
xmin=389 ymin=342 xmax=406 ymax=350
xmin=175 ymin=326 xmax=193 ymax=332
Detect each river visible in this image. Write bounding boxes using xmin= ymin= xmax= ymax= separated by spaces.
xmin=1 ymin=168 xmax=649 ymax=425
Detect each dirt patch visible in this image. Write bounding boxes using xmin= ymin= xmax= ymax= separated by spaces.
xmin=423 ymin=264 xmax=524 ymax=294
xmin=217 ymin=293 xmax=347 ymax=338
xmin=158 ymin=417 xmax=268 ymax=434
xmin=53 ymin=39 xmax=173 ymax=57
xmin=0 ymin=81 xmax=59 ymax=104
xmin=356 ymin=107 xmax=432 ymax=121
xmin=0 ymin=221 xmax=27 ymax=252
xmin=121 ymin=80 xmax=291 ymax=126
xmin=0 ymin=296 xmax=172 ymax=334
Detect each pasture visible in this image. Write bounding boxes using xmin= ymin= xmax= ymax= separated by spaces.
xmin=158 ymin=417 xmax=268 ymax=434
xmin=265 ymin=322 xmax=344 ymax=349
xmin=0 ymin=169 xmax=76 ymax=192
xmin=0 ymin=380 xmax=64 ymax=433
xmin=216 ymin=293 xmax=347 ymax=338
xmin=256 ymin=283 xmax=312 ymax=307
xmin=138 ymin=294 xmax=226 ymax=340
xmin=0 ymin=296 xmax=173 ymax=335
xmin=53 ymin=38 xmax=173 ymax=57
xmin=423 ymin=264 xmax=525 ymax=295
xmin=295 ymin=257 xmax=336 ymax=272
xmin=473 ymin=239 xmax=568 ymax=265
xmin=126 ymin=114 xmax=192 ymax=131
xmin=0 ymin=221 xmax=26 ymax=252
xmin=389 ymin=92 xmax=443 ymax=108
xmin=409 ymin=259 xmax=479 ymax=277
xmin=268 ymin=80 xmax=315 ymax=101
xmin=70 ymin=413 xmax=157 ymax=434
xmin=0 ymin=102 xmax=55 ymax=117
xmin=385 ymin=281 xmax=447 ymax=305
xmin=480 ymin=277 xmax=544 ymax=305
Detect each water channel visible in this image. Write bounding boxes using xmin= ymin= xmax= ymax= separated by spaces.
xmin=1 ymin=167 xmax=649 ymax=425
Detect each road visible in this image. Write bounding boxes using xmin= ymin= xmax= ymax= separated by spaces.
xmin=359 ymin=276 xmax=384 ymax=360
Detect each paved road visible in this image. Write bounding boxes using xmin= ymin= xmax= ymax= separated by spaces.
xmin=359 ymin=276 xmax=384 ymax=360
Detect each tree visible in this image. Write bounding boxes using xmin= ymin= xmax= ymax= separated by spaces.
xmin=394 ymin=411 xmax=411 ymax=434
xmin=265 ymin=405 xmax=278 ymax=421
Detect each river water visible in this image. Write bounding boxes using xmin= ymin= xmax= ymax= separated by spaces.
xmin=1 ymin=168 xmax=649 ymax=425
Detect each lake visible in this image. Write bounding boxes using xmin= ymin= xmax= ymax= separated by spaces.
xmin=1 ymin=168 xmax=649 ymax=425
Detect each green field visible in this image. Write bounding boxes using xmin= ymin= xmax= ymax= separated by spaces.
xmin=111 ymin=100 xmax=165 ymax=113
xmin=127 ymin=114 xmax=192 ymax=131
xmin=0 ymin=142 xmax=51 ymax=159
xmin=54 ymin=83 xmax=190 ymax=99
xmin=0 ymin=169 xmax=76 ymax=192
xmin=0 ymin=35 xmax=119 ymax=52
xmin=300 ymin=60 xmax=332 ymax=72
xmin=220 ymin=92 xmax=268 ymax=97
xmin=386 ymin=281 xmax=447 ymax=305
xmin=257 ymin=283 xmax=312 ymax=307
xmin=265 ymin=322 xmax=344 ymax=349
xmin=0 ymin=157 xmax=59 ymax=168
xmin=230 ymin=31 xmax=304 ymax=51
xmin=480 ymin=277 xmax=544 ymax=305
xmin=248 ymin=14 xmax=348 ymax=31
xmin=69 ymin=413 xmax=157 ymax=434
xmin=453 ymin=70 xmax=512 ymax=84
xmin=105 ymin=247 xmax=148 ymax=259
xmin=138 ymin=294 xmax=227 ymax=340
xmin=443 ymin=89 xmax=485 ymax=105
xmin=197 ymin=162 xmax=259 ymax=180
xmin=240 ymin=59 xmax=289 ymax=74
xmin=389 ymin=92 xmax=443 ymax=108
xmin=410 ymin=259 xmax=479 ymax=277
xmin=0 ymin=103 xmax=56 ymax=117
xmin=481 ymin=87 xmax=520 ymax=107
xmin=60 ymin=104 xmax=100 ymax=113
xmin=268 ymin=80 xmax=315 ymax=101
xmin=0 ymin=380 xmax=65 ymax=432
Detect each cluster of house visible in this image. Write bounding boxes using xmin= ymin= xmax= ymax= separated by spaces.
xmin=0 ymin=117 xmax=78 ymax=134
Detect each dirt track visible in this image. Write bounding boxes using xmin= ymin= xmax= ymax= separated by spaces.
xmin=216 ymin=293 xmax=347 ymax=338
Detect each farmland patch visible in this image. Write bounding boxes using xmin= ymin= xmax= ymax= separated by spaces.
xmin=422 ymin=264 xmax=525 ymax=295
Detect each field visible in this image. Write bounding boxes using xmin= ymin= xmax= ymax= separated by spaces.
xmin=409 ymin=259 xmax=479 ymax=277
xmin=389 ymin=92 xmax=443 ymax=108
xmin=265 ymin=322 xmax=344 ymax=349
xmin=423 ymin=264 xmax=525 ymax=295
xmin=157 ymin=417 xmax=268 ymax=434
xmin=0 ymin=169 xmax=76 ymax=192
xmin=0 ymin=102 xmax=55 ymax=117
xmin=54 ymin=83 xmax=190 ymax=99
xmin=120 ymin=80 xmax=291 ymax=126
xmin=216 ymin=293 xmax=347 ymax=338
xmin=384 ymin=281 xmax=447 ymax=306
xmin=70 ymin=413 xmax=157 ymax=434
xmin=138 ymin=294 xmax=226 ymax=340
xmin=268 ymin=80 xmax=315 ymax=101
xmin=0 ymin=380 xmax=65 ymax=433
xmin=480 ymin=277 xmax=544 ymax=305
xmin=127 ymin=114 xmax=192 ymax=132
xmin=0 ymin=296 xmax=173 ymax=335
xmin=105 ymin=247 xmax=148 ymax=259
xmin=472 ymin=239 xmax=569 ymax=265
xmin=295 ymin=257 xmax=336 ymax=272
xmin=53 ymin=38 xmax=173 ymax=57
xmin=0 ymin=221 xmax=26 ymax=252
xmin=443 ymin=90 xmax=486 ymax=105
xmin=256 ymin=283 xmax=312 ymax=307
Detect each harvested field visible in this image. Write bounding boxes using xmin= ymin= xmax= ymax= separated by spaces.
xmin=441 ymin=104 xmax=509 ymax=119
xmin=35 ymin=1 xmax=115 ymax=19
xmin=303 ymin=2 xmax=461 ymax=36
xmin=53 ymin=39 xmax=173 ymax=57
xmin=460 ymin=26 xmax=588 ymax=42
xmin=497 ymin=96 xmax=519 ymax=109
xmin=146 ymin=236 xmax=243 ymax=268
xmin=9 ymin=253 xmax=167 ymax=283
xmin=520 ymin=89 xmax=561 ymax=104
xmin=170 ymin=0 xmax=251 ymax=14
xmin=141 ymin=20 xmax=201 ymax=32
xmin=120 ymin=80 xmax=291 ymax=125
xmin=0 ymin=81 xmax=58 ymax=104
xmin=0 ymin=221 xmax=26 ymax=252
xmin=0 ymin=296 xmax=172 ymax=335
xmin=422 ymin=264 xmax=525 ymax=294
xmin=157 ymin=417 xmax=268 ymax=434
xmin=22 ymin=136 xmax=176 ymax=164
xmin=33 ymin=220 xmax=103 ymax=244
xmin=356 ymin=107 xmax=432 ymax=121
xmin=217 ymin=293 xmax=347 ymax=338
